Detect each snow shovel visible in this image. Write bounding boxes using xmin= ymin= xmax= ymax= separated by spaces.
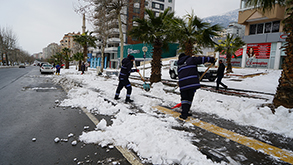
xmin=134 ymin=65 xmax=151 ymax=91
xmin=171 ymin=58 xmax=218 ymax=109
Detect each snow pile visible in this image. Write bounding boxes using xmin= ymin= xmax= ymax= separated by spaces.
xmin=80 ymin=113 xmax=215 ymax=164
xmin=51 ymin=65 xmax=292 ymax=165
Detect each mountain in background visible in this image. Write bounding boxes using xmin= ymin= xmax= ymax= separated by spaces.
xmin=203 ymin=9 xmax=239 ymax=28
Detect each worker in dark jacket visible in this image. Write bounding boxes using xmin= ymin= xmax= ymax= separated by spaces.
xmin=216 ymin=60 xmax=228 ymax=90
xmin=177 ymin=53 xmax=215 ymax=120
xmin=114 ymin=54 xmax=139 ymax=103
xmin=56 ymin=64 xmax=61 ymax=75
xmin=81 ymin=62 xmax=86 ymax=75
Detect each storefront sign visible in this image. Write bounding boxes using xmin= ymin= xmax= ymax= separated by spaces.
xmin=219 ymin=48 xmax=243 ymax=58
xmin=247 ymin=43 xmax=271 ymax=59
xmin=127 ymin=48 xmax=140 ymax=54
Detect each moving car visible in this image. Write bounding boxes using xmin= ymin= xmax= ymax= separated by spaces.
xmin=40 ymin=64 xmax=55 ymax=74
xmin=169 ymin=60 xmax=218 ymax=81
xmin=19 ymin=63 xmax=26 ymax=68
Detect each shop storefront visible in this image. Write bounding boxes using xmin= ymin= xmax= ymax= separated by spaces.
xmin=218 ymin=41 xmax=286 ymax=69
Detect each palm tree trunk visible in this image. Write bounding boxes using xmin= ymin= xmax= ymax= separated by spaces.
xmin=78 ymin=60 xmax=82 ymax=71
xmin=273 ymin=30 xmax=293 ymax=108
xmin=226 ymin=52 xmax=233 ymax=73
xmin=83 ymin=45 xmax=87 ymax=62
xmin=272 ymin=11 xmax=293 ymax=108
xmin=65 ymin=60 xmax=69 ymax=69
xmin=150 ymin=40 xmax=162 ymax=83
xmin=185 ymin=41 xmax=193 ymax=56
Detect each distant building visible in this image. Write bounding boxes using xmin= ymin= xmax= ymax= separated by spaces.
xmin=216 ymin=22 xmax=245 ymax=38
xmin=226 ymin=22 xmax=245 ymax=38
xmin=42 ymin=43 xmax=60 ymax=59
xmin=32 ymin=52 xmax=43 ymax=59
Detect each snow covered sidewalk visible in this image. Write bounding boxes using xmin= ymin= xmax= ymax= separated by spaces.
xmin=51 ymin=65 xmax=292 ymax=165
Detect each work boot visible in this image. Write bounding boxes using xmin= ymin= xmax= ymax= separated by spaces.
xmin=114 ymin=95 xmax=120 ymax=100
xmin=125 ymin=97 xmax=134 ymax=103
xmin=179 ymin=114 xmax=188 ymax=120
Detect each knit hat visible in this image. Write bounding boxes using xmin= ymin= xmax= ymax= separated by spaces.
xmin=178 ymin=53 xmax=186 ymax=59
xmin=128 ymin=54 xmax=135 ymax=60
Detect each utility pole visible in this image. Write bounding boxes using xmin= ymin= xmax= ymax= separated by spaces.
xmin=82 ymin=13 xmax=86 ymax=34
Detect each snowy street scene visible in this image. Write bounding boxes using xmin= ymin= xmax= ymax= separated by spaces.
xmin=1 ymin=0 xmax=293 ymax=164
xmin=50 ymin=61 xmax=293 ymax=165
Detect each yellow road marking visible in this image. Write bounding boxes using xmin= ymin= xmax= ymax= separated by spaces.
xmin=153 ymin=105 xmax=293 ymax=164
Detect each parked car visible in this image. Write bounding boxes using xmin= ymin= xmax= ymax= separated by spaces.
xmin=169 ymin=60 xmax=218 ymax=81
xmin=19 ymin=63 xmax=26 ymax=68
xmin=40 ymin=64 xmax=55 ymax=74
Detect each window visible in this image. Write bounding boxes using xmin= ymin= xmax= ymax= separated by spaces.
xmin=152 ymin=2 xmax=164 ymax=10
xmin=249 ymin=24 xmax=256 ymax=35
xmin=264 ymin=22 xmax=271 ymax=33
xmin=168 ymin=0 xmax=172 ymax=2
xmin=272 ymin=21 xmax=280 ymax=33
xmin=133 ymin=8 xmax=140 ymax=14
xmin=249 ymin=21 xmax=280 ymax=35
xmin=256 ymin=23 xmax=263 ymax=34
xmin=134 ymin=2 xmax=140 ymax=8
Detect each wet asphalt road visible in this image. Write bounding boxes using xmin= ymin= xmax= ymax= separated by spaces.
xmin=0 ymin=66 xmax=130 ymax=165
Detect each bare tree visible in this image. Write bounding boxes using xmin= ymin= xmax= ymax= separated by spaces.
xmin=0 ymin=26 xmax=18 ymax=65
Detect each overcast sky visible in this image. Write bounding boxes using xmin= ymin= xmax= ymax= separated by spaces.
xmin=0 ymin=0 xmax=240 ymax=55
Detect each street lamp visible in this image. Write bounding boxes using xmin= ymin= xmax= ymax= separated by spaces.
xmin=142 ymin=46 xmax=148 ymax=79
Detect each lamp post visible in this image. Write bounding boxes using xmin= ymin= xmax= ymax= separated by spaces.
xmin=142 ymin=46 xmax=148 ymax=79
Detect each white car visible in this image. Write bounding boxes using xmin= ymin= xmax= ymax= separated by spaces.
xmin=40 ymin=64 xmax=55 ymax=74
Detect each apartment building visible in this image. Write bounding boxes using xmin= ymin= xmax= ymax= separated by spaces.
xmin=236 ymin=1 xmax=287 ymax=69
xmin=42 ymin=43 xmax=60 ymax=60
xmin=91 ymin=0 xmax=175 ymax=69
xmin=60 ymin=32 xmax=82 ymax=56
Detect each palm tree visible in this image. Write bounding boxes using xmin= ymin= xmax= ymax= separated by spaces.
xmin=72 ymin=52 xmax=84 ymax=71
xmin=73 ymin=31 xmax=97 ymax=63
xmin=62 ymin=47 xmax=71 ymax=69
xmin=171 ymin=11 xmax=222 ymax=56
xmin=129 ymin=8 xmax=176 ymax=83
xmin=215 ymin=34 xmax=245 ymax=73
xmin=52 ymin=52 xmax=63 ymax=66
xmin=245 ymin=0 xmax=292 ymax=108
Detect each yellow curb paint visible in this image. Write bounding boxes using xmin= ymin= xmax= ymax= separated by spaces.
xmin=153 ymin=105 xmax=293 ymax=164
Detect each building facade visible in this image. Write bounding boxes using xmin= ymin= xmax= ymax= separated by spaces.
xmin=91 ymin=0 xmax=176 ymax=69
xmin=42 ymin=43 xmax=60 ymax=60
xmin=60 ymin=32 xmax=82 ymax=56
xmin=216 ymin=1 xmax=287 ymax=69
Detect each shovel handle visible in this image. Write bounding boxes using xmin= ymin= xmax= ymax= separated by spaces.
xmin=199 ymin=58 xmax=217 ymax=81
xmin=134 ymin=64 xmax=145 ymax=82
